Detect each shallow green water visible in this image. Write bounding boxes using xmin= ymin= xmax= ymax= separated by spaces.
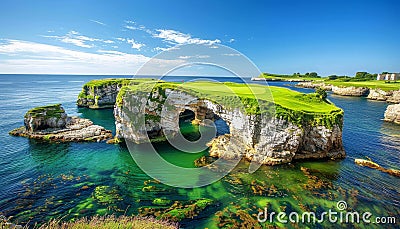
xmin=0 ymin=75 xmax=399 ymax=228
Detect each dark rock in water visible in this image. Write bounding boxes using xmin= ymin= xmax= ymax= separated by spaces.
xmin=10 ymin=104 xmax=112 ymax=142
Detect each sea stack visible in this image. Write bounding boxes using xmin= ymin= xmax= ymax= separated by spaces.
xmin=10 ymin=104 xmax=112 ymax=142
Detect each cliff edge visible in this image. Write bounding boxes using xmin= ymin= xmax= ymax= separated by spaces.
xmin=112 ymin=80 xmax=345 ymax=165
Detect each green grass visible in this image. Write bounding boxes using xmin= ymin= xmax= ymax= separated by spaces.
xmin=78 ymin=78 xmax=159 ymax=103
xmin=83 ymin=78 xmax=156 ymax=88
xmin=117 ymin=80 xmax=343 ymax=128
xmin=25 ymin=104 xmax=64 ymax=119
xmin=257 ymin=73 xmax=323 ymax=81
xmin=0 ymin=215 xmax=178 ymax=229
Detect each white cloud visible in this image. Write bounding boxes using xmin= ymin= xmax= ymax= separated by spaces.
xmin=90 ymin=19 xmax=106 ymax=26
xmin=229 ymin=38 xmax=235 ymax=43
xmin=0 ymin=39 xmax=184 ymax=74
xmin=61 ymin=37 xmax=94 ymax=48
xmin=124 ymin=22 xmax=153 ymax=34
xmin=43 ymin=31 xmax=115 ymax=48
xmin=116 ymin=37 xmax=126 ymax=41
xmin=153 ymin=29 xmax=221 ymax=45
xmin=153 ymin=47 xmax=167 ymax=52
xmin=178 ymin=55 xmax=210 ymax=59
xmin=222 ymin=53 xmax=241 ymax=56
xmin=127 ymin=38 xmax=145 ymax=50
xmin=125 ymin=25 xmax=137 ymax=30
xmin=178 ymin=55 xmax=191 ymax=59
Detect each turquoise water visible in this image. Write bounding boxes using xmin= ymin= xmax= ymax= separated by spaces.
xmin=0 ymin=75 xmax=399 ymax=228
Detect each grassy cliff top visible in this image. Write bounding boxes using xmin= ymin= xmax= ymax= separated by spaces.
xmin=83 ymin=78 xmax=157 ymax=88
xmin=25 ymin=104 xmax=65 ymax=118
xmin=117 ymin=80 xmax=341 ymax=114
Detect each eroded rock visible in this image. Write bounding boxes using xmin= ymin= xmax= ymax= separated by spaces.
xmin=115 ymin=87 xmax=345 ymax=165
xmin=10 ymin=104 xmax=112 ymax=142
xmin=384 ymin=103 xmax=400 ymax=124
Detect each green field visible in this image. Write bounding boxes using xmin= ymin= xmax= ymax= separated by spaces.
xmin=179 ymin=81 xmax=339 ymax=113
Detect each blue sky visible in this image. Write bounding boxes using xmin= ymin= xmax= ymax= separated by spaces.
xmin=0 ymin=0 xmax=399 ymax=76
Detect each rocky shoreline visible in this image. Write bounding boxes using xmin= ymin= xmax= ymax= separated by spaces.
xmin=9 ymin=104 xmax=112 ymax=142
xmin=297 ymin=82 xmax=400 ymax=103
xmin=10 ymin=79 xmax=347 ymax=165
xmin=297 ymin=82 xmax=400 ymax=125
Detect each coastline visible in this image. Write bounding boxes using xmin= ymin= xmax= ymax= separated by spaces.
xmin=2 ymin=75 xmax=399 ymax=228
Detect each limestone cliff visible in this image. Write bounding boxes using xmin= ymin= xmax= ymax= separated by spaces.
xmin=77 ymin=78 xmax=144 ymax=109
xmin=114 ymin=84 xmax=345 ymax=165
xmin=367 ymin=89 xmax=393 ymax=101
xmin=23 ymin=104 xmax=69 ymax=131
xmin=384 ymin=104 xmax=400 ymax=124
xmin=331 ymin=86 xmax=369 ymax=96
xmin=386 ymin=90 xmax=400 ymax=103
xmin=10 ymin=104 xmax=112 ymax=142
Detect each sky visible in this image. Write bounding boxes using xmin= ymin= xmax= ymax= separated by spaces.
xmin=0 ymin=0 xmax=399 ymax=76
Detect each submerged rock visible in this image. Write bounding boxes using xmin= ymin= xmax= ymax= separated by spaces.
xmin=355 ymin=158 xmax=400 ymax=178
xmin=9 ymin=104 xmax=112 ymax=142
xmin=138 ymin=198 xmax=214 ymax=222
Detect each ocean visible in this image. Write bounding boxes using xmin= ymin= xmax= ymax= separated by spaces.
xmin=0 ymin=74 xmax=399 ymax=228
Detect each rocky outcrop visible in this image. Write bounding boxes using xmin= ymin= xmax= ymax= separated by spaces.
xmin=386 ymin=90 xmax=400 ymax=103
xmin=296 ymin=82 xmax=332 ymax=90
xmin=23 ymin=104 xmax=69 ymax=131
xmin=114 ymin=87 xmax=345 ymax=165
xmin=331 ymin=86 xmax=369 ymax=96
xmin=384 ymin=104 xmax=400 ymax=124
xmin=10 ymin=104 xmax=112 ymax=142
xmin=77 ymin=78 xmax=143 ymax=109
xmin=367 ymin=89 xmax=393 ymax=101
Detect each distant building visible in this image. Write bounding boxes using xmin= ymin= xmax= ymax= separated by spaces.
xmin=377 ymin=73 xmax=400 ymax=81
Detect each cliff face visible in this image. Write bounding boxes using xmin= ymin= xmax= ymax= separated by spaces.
xmin=114 ymin=87 xmax=345 ymax=165
xmin=77 ymin=84 xmax=123 ymax=109
xmin=384 ymin=104 xmax=400 ymax=124
xmin=367 ymin=89 xmax=393 ymax=101
xmin=386 ymin=91 xmax=400 ymax=103
xmin=23 ymin=104 xmax=69 ymax=132
xmin=331 ymin=86 xmax=370 ymax=96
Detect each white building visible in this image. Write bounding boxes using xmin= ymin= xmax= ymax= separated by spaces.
xmin=377 ymin=73 xmax=400 ymax=81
